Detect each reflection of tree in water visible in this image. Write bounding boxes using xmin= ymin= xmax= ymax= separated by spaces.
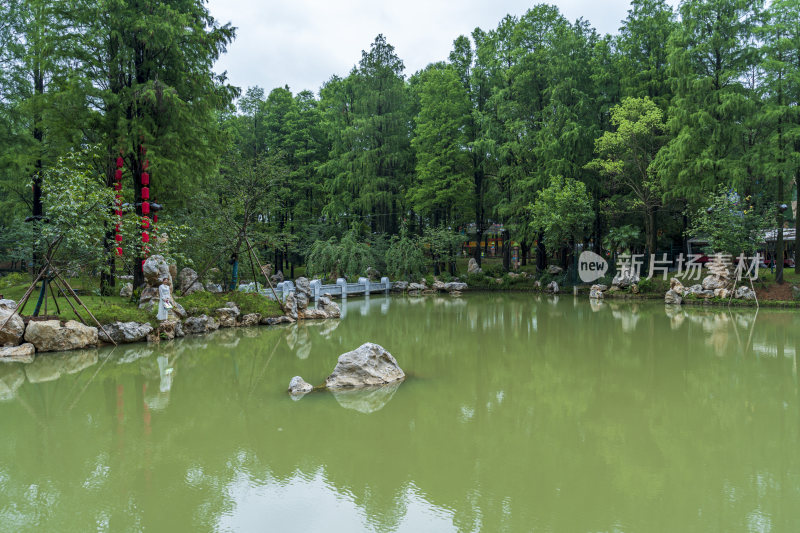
xmin=0 ymin=296 xmax=799 ymax=531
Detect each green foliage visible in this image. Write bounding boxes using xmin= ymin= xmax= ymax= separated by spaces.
xmin=39 ymin=148 xmax=116 ymax=272
xmin=587 ymin=97 xmax=666 ymax=253
xmin=179 ymin=291 xmax=281 ymax=318
xmin=688 ymin=187 xmax=770 ymax=256
xmin=306 ymin=228 xmax=376 ymax=280
xmin=0 ymin=272 xmax=29 ymax=289
xmin=603 ymin=225 xmax=643 ymax=252
xmin=529 ymin=176 xmax=595 ymax=254
xmin=385 ymin=225 xmax=427 ymax=280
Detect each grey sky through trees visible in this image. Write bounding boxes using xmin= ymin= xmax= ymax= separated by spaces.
xmin=207 ymin=0 xmax=680 ymax=95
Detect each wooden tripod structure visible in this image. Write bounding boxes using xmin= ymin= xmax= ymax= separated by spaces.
xmin=0 ymin=237 xmax=117 ymax=346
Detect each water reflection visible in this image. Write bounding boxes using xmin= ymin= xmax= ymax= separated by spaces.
xmin=1 ymin=295 xmax=799 ymax=532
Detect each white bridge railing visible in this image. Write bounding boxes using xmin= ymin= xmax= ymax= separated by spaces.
xmin=242 ymin=277 xmax=392 ymax=301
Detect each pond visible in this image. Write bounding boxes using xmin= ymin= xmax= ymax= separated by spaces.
xmin=1 ymin=294 xmax=799 ymax=532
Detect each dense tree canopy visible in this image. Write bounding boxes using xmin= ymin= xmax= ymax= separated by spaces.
xmin=2 ymin=0 xmax=800 ymax=284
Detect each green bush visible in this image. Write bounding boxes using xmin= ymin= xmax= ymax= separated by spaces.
xmin=0 ymin=272 xmax=29 ymax=289
xmin=482 ymin=264 xmax=506 ymax=278
xmin=180 ymin=290 xmax=282 ymax=318
xmin=93 ymin=303 xmax=153 ymax=326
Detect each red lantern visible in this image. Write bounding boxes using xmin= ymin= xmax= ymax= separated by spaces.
xmin=141 ymin=172 xmax=149 ymax=185
xmin=142 ymin=201 xmax=150 ymax=214
xmin=141 ymin=187 xmax=149 ymax=199
xmin=116 ymin=157 xmax=124 ymax=168
xmin=116 ymin=247 xmax=123 ymax=256
xmin=153 ymin=214 xmax=158 ymax=224
xmin=115 ymin=209 xmax=122 ymax=216
xmin=142 ymin=232 xmax=150 ymax=243
xmin=115 ymin=169 xmax=122 ymax=181
xmin=141 ymin=217 xmax=150 ymax=229
xmin=114 ymin=182 xmax=122 ymax=191
xmin=115 ymin=194 xmax=122 ymax=201
xmin=115 ymin=234 xmax=123 ymax=242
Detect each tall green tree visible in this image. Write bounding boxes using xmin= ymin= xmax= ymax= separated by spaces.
xmin=587 ymin=97 xmax=667 ymax=256
xmin=409 ymin=64 xmax=471 ymax=225
xmin=616 ymin=0 xmax=677 ymax=109
xmin=325 ymin=35 xmax=411 ymax=234
xmin=653 ymin=0 xmax=761 ymax=202
xmin=756 ymin=0 xmax=800 ymax=282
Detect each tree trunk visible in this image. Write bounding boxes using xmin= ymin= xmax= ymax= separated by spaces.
xmin=502 ymin=229 xmax=510 ymax=271
xmin=536 ymin=236 xmax=547 ymax=271
xmin=521 ymin=241 xmax=529 ymax=267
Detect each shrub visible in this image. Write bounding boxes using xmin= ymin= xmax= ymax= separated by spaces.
xmin=180 ymin=290 xmax=282 ymax=318
xmin=0 ymin=272 xmax=29 ymax=289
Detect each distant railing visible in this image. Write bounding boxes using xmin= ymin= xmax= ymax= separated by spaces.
xmin=241 ymin=277 xmax=392 ymax=301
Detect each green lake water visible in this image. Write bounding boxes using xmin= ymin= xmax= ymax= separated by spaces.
xmin=1 ymin=294 xmax=799 ymax=532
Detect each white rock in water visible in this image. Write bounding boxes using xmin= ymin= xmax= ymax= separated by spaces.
xmin=664 ymin=289 xmax=683 ymax=305
xmin=325 ymin=343 xmax=405 ymax=389
xmin=0 ymin=343 xmax=35 ymax=363
xmin=288 ymin=376 xmax=313 ymax=395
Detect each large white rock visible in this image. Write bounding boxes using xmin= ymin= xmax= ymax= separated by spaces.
xmin=325 ymin=343 xmax=405 ymax=389
xmin=467 ymin=258 xmax=482 ymax=274
xmin=184 ymin=315 xmax=219 ymax=334
xmin=318 ymin=295 xmax=341 ymax=318
xmin=239 ymin=313 xmax=261 ymax=327
xmin=98 ymin=321 xmax=154 ymax=344
xmin=444 ymin=282 xmax=467 ymax=292
xmin=702 ymin=275 xmax=728 ymax=291
xmin=0 ymin=301 xmax=24 ymax=347
xmin=612 ymin=270 xmax=640 ymax=289
xmin=24 ymin=320 xmax=98 ymax=352
xmin=179 ymin=267 xmax=205 ymax=295
xmin=284 ymin=293 xmax=298 ymax=320
xmin=143 ymin=255 xmax=172 ymax=287
xmin=295 ymin=277 xmax=312 ymax=298
xmin=670 ymin=277 xmax=685 ymax=296
xmin=119 ymin=283 xmax=133 ymax=298
xmin=546 ymin=281 xmax=559 ymax=294
xmin=391 ymin=281 xmax=409 ymax=292
xmin=664 ymin=289 xmax=683 ymax=305
xmin=735 ymin=285 xmax=757 ymax=301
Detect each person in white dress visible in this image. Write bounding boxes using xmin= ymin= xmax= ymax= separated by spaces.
xmin=156 ymin=277 xmax=174 ymax=321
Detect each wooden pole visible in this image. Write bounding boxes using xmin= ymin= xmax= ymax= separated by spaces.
xmin=52 ymin=270 xmax=117 ymax=346
xmin=244 ymin=236 xmax=284 ymax=312
xmin=51 ymin=276 xmax=87 ymax=325
xmin=48 ymin=279 xmax=61 ymax=315
xmin=0 ymin=265 xmax=47 ymax=334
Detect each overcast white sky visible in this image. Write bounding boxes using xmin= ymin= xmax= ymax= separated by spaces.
xmin=206 ymin=0 xmax=681 ymax=96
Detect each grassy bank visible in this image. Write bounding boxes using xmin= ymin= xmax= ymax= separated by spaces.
xmin=0 ymin=274 xmax=282 ymax=326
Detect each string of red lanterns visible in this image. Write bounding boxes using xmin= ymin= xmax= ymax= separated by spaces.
xmin=114 ymin=154 xmax=124 ymax=256
xmin=140 ymin=146 xmax=151 ymax=267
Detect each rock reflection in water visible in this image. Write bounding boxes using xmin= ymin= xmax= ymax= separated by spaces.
xmin=0 ymin=364 xmax=25 ymax=401
xmin=25 ymin=349 xmax=99 ymax=384
xmin=330 ymin=380 xmax=402 ymax=414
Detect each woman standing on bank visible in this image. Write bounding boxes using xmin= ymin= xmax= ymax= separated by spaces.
xmin=156 ymin=277 xmax=174 ymax=321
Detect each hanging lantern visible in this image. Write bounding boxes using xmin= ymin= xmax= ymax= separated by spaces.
xmin=141 ymin=187 xmax=149 ymax=199
xmin=115 ymin=169 xmax=122 ymax=181
xmin=115 ymin=234 xmax=123 ymax=242
xmin=141 ymin=217 xmax=150 ymax=229
xmin=142 ymin=232 xmax=150 ymax=243
xmin=142 ymin=201 xmax=150 ymax=214
xmin=115 ymin=209 xmax=122 ymax=217
xmin=116 ymin=246 xmax=123 ymax=256
xmin=115 ymin=194 xmax=122 ymax=202
xmin=116 ymin=157 xmax=124 ymax=168
xmin=153 ymin=214 xmax=158 ymax=224
xmin=114 ymin=183 xmax=122 ymax=191
xmin=141 ymin=172 xmax=149 ymax=185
